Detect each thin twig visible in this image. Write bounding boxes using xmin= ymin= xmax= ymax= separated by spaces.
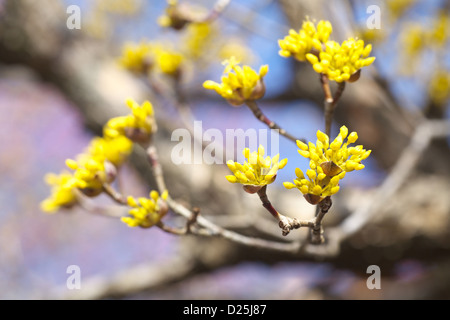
xmin=156 ymin=206 xmax=201 ymax=235
xmin=60 ymin=120 xmax=450 ymax=302
xmin=147 ymin=77 xmax=225 ymax=165
xmin=310 ymin=197 xmax=332 ymax=244
xmin=144 ymin=142 xmax=304 ymax=252
xmin=102 ymin=183 xmax=128 ymax=205
xmin=320 ymin=74 xmax=346 ymax=136
xmin=145 ymin=143 xmax=167 ymax=193
xmin=204 ymin=0 xmax=231 ymax=22
xmin=256 ymin=185 xmax=312 ymax=236
xmin=156 ymin=221 xmax=188 ymax=235
xmin=187 ymin=207 xmax=201 ymax=233
xmin=75 ymin=190 xmax=126 ymax=218
xmin=166 ymin=197 xmax=302 ymax=252
xmin=245 ymin=100 xmax=305 ymax=144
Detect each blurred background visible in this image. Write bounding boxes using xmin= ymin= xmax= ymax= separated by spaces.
xmin=0 ymin=0 xmax=449 ymax=299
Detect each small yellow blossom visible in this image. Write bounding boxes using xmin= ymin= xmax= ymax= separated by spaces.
xmin=65 ymin=155 xmax=107 ymax=197
xmin=158 ymin=0 xmax=206 ymax=30
xmin=88 ymin=136 xmax=133 ymax=167
xmin=430 ymin=11 xmax=450 ymax=47
xmin=297 ymin=126 xmax=371 ymax=174
xmin=118 ymin=41 xmax=153 ymax=74
xmin=40 ymin=172 xmax=79 ymax=213
xmin=118 ymin=41 xmax=183 ymax=76
xmin=401 ymin=24 xmax=426 ymax=57
xmin=226 ymin=145 xmax=288 ymax=193
xmin=158 ymin=0 xmax=188 ymax=30
xmin=284 ymin=126 xmax=371 ymax=204
xmin=153 ymin=45 xmax=184 ymax=76
xmin=65 ymin=135 xmax=133 ymax=197
xmin=429 ymin=70 xmax=450 ymax=106
xmin=104 ymin=98 xmax=156 ymax=143
xmin=183 ymin=22 xmax=215 ymax=59
xmin=305 ymin=38 xmax=375 ymax=82
xmin=283 ymin=166 xmax=346 ymax=204
xmin=386 ymin=0 xmax=416 ymax=20
xmin=278 ymin=19 xmax=332 ymax=61
xmin=203 ymin=57 xmax=269 ymax=106
xmin=121 ymin=190 xmax=169 ymax=228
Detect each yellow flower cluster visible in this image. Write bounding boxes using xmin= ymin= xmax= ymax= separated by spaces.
xmin=88 ymin=136 xmax=134 ymax=167
xmin=104 ymin=98 xmax=156 ymax=144
xmin=429 ymin=70 xmax=450 ymax=106
xmin=158 ymin=0 xmax=189 ymax=30
xmin=121 ymin=190 xmax=169 ymax=228
xmin=305 ymin=38 xmax=375 ymax=82
xmin=183 ymin=22 xmax=215 ymax=59
xmin=153 ymin=45 xmax=184 ymax=76
xmin=400 ymin=11 xmax=449 ymax=63
xmin=41 ymin=135 xmax=134 ymax=213
xmin=65 ymin=136 xmax=133 ymax=197
xmin=431 ymin=11 xmax=450 ymax=47
xmin=386 ymin=0 xmax=416 ymax=20
xmin=284 ymin=126 xmax=371 ymax=204
xmin=226 ymin=145 xmax=288 ymax=193
xmin=118 ymin=41 xmax=183 ymax=76
xmin=284 ymin=167 xmax=345 ymax=205
xmin=203 ymin=57 xmax=269 ymax=106
xmin=158 ymin=0 xmax=206 ymax=30
xmin=118 ymin=42 xmax=153 ymax=74
xmin=279 ymin=18 xmax=375 ymax=82
xmin=41 ymin=98 xmax=155 ymax=213
xmin=401 ymin=24 xmax=426 ymax=57
xmin=278 ymin=19 xmax=332 ymax=61
xmin=40 ymin=172 xmax=79 ymax=213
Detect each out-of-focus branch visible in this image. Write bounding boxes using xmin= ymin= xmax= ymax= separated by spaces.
xmin=54 ymin=256 xmax=199 ymax=300
xmin=205 ymin=0 xmax=231 ymax=22
xmin=339 ymin=119 xmax=450 ymax=238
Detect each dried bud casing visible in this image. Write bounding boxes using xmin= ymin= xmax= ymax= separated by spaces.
xmin=157 ymin=198 xmax=169 ymax=217
xmin=124 ymin=127 xmax=153 ymax=144
xmin=320 ymin=161 xmax=342 ymax=177
xmin=347 ymin=69 xmax=361 ymax=83
xmin=243 ymin=185 xmax=263 ymax=194
xmin=80 ymin=187 xmax=103 ymax=198
xmin=104 ymin=160 xmax=117 ymax=184
xmin=249 ymin=79 xmax=266 ymax=101
xmin=303 ymin=193 xmax=323 ymax=205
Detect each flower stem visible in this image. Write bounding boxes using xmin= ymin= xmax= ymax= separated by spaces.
xmin=102 ymin=183 xmax=127 ymax=205
xmin=311 ymin=196 xmax=332 ymax=244
xmin=146 ymin=143 xmax=167 ymax=193
xmin=320 ymin=74 xmax=346 ymax=136
xmin=204 ymin=0 xmax=231 ymax=22
xmin=245 ymin=100 xmax=305 ymax=144
xmin=257 ymin=185 xmax=312 ymax=236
